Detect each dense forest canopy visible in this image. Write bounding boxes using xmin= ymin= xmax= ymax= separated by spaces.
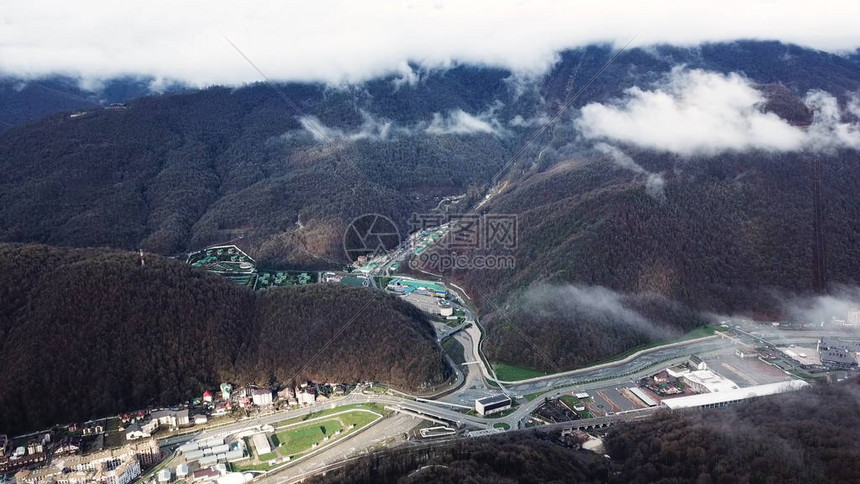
xmin=0 ymin=244 xmax=450 ymax=435
xmin=3 ymin=41 xmax=860 ymax=371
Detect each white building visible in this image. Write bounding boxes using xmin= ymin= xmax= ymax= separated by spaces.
xmin=251 ymin=389 xmax=273 ymax=406
xmin=150 ymin=409 xmax=189 ymax=428
xmin=157 ymin=468 xmax=171 ymax=482
xmin=475 ymin=394 xmax=512 ymax=416
xmin=297 ymin=388 xmax=316 ymax=406
xmin=681 ymin=370 xmax=739 ymax=394
xmin=251 ymin=434 xmax=271 ymax=456
xmin=688 ymin=354 xmax=708 ymax=371
xmin=16 ymin=440 xmax=158 ymax=484
xmin=662 ymin=380 xmax=809 ymax=410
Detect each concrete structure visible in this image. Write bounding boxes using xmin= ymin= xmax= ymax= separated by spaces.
xmin=220 ymin=383 xmax=233 ymax=400
xmin=206 ymin=444 xmax=230 ymax=455
xmin=178 ymin=442 xmax=199 ymax=454
xmin=666 ymin=365 xmax=690 ymax=378
xmin=16 ymin=439 xmax=157 ymax=484
xmin=185 ymin=450 xmax=205 ymax=461
xmin=688 ymin=354 xmax=707 ymax=371
xmin=251 ymin=388 xmax=273 ymax=406
xmin=439 ymin=305 xmax=454 ymax=317
xmin=150 ymin=409 xmax=189 ymax=428
xmin=251 ymin=433 xmax=271 ymax=456
xmin=194 ymin=414 xmax=208 ymax=425
xmin=847 ymin=309 xmax=860 ymax=327
xmin=213 ymin=402 xmax=230 ymax=416
xmin=176 ymin=463 xmax=189 ymax=478
xmin=297 ymin=387 xmax=316 ymax=406
xmin=662 ymin=380 xmax=809 ymax=410
xmin=124 ymin=421 xmax=150 ymax=440
xmin=475 ymin=394 xmax=512 ymax=416
xmin=681 ymin=370 xmax=739 ymax=394
xmin=818 ymin=338 xmax=860 ymax=367
xmin=629 ymin=387 xmax=657 ymax=407
xmin=81 ymin=421 xmax=104 ymax=436
xmin=225 ymin=449 xmax=248 ymax=462
xmin=157 ymin=468 xmax=171 ymax=482
xmin=192 ymin=468 xmax=221 ymax=482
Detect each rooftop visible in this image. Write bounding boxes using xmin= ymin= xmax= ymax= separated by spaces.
xmin=683 ymin=370 xmax=739 ymax=393
xmin=662 ymin=380 xmax=809 ymax=409
xmin=476 ymin=394 xmax=511 ymax=406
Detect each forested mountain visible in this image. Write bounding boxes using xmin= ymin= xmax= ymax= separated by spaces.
xmin=3 ymin=41 xmax=860 ymax=371
xmin=0 ymin=75 xmax=187 ymax=129
xmin=0 ymin=244 xmax=450 ymax=435
xmin=313 ymin=379 xmax=860 ymax=484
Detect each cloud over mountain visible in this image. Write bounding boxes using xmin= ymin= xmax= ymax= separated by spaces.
xmin=0 ymin=1 xmax=858 ymax=86
xmin=576 ymin=69 xmax=860 ymax=156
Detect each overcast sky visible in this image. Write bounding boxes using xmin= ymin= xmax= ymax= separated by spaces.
xmin=1 ymin=0 xmax=858 ymax=87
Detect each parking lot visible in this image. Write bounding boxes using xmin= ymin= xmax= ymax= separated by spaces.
xmin=704 ymin=352 xmax=792 ymax=387
xmin=401 ymin=293 xmax=445 ymax=314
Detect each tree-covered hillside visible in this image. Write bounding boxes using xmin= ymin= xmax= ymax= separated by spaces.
xmin=0 ymin=244 xmax=450 ymax=435
xmin=3 ymin=41 xmax=860 ymax=371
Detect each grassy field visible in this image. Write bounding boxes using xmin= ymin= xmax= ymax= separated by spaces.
xmin=271 ymin=407 xmax=383 ymax=458
xmin=493 ymin=422 xmax=510 ymax=430
xmin=443 ymin=338 xmax=466 ymax=366
xmin=559 ymin=394 xmax=580 ymax=408
xmin=492 ymin=325 xmax=720 ymax=382
xmin=491 ymin=361 xmax=549 ymax=381
xmin=588 ymin=325 xmax=719 ymax=367
xmin=273 ymin=403 xmax=386 ymax=428
xmin=276 ymin=419 xmax=342 ymax=456
xmin=524 ymin=390 xmax=550 ymax=401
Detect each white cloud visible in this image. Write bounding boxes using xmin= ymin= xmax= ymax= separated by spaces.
xmin=392 ymin=61 xmax=420 ymax=90
xmin=425 ymin=109 xmax=503 ymax=136
xmin=0 ymin=1 xmax=858 ymax=86
xmin=646 ymin=174 xmax=666 ymax=202
xmin=298 ymin=111 xmax=394 ymax=142
xmin=804 ymin=91 xmax=860 ymax=151
xmin=520 ymin=284 xmax=676 ymax=340
xmin=594 ymin=142 xmax=665 ymax=201
xmin=291 ymin=107 xmax=505 ymax=142
xmin=849 ymin=94 xmax=860 ymax=120
xmin=509 ymin=113 xmax=551 ymax=128
xmin=577 ymin=69 xmax=860 ymax=156
xmin=577 ymin=69 xmax=806 ymax=156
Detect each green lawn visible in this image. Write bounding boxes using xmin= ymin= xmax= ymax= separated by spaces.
xmin=491 ymin=362 xmax=549 ymax=381
xmin=233 ymin=461 xmax=278 ymax=472
xmin=257 ymin=451 xmax=277 ymax=461
xmin=299 ymin=403 xmax=385 ymax=422
xmin=276 ymin=419 xmax=343 ymax=456
xmin=524 ymin=390 xmax=550 ymax=401
xmin=559 ymin=394 xmax=580 ymax=409
xmin=491 ymin=325 xmax=720 ymax=382
xmin=272 ymin=408 xmax=383 ymax=458
xmin=493 ymin=422 xmax=510 ymax=430
xmin=340 ymin=411 xmax=378 ymax=428
xmin=442 ymin=338 xmax=466 ymax=366
xmin=273 ymin=403 xmax=386 ymax=428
